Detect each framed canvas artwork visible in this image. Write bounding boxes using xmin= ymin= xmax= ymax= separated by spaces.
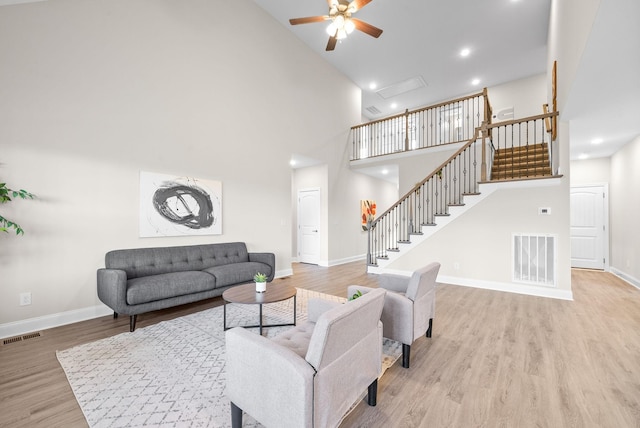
xmin=361 ymin=199 xmax=376 ymax=231
xmin=139 ymin=171 xmax=222 ymax=237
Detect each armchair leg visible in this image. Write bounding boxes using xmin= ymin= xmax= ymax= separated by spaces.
xmin=367 ymin=379 xmax=378 ymax=406
xmin=426 ymin=318 xmax=433 ymax=338
xmin=113 ymin=312 xmax=118 ymax=319
xmin=402 ymin=343 xmax=411 ymax=368
xmin=129 ymin=315 xmax=137 ymax=332
xmin=230 ymin=402 xmax=243 ymax=428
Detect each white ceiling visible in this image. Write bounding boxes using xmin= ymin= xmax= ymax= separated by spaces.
xmin=256 ymin=0 xmax=640 ymax=176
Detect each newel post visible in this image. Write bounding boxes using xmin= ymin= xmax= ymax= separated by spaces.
xmin=404 ymin=109 xmax=410 ymax=152
xmin=481 ymin=124 xmax=488 ymax=182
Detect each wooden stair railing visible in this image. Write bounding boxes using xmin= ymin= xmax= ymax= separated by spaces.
xmin=367 ymin=127 xmax=485 ymax=266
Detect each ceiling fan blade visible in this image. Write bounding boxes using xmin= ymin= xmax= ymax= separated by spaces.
xmin=289 ymin=16 xmax=329 ymax=25
xmin=326 ymin=35 xmax=338 ymax=51
xmin=352 ymin=18 xmax=383 ymax=38
xmin=349 ymin=0 xmax=372 ymax=12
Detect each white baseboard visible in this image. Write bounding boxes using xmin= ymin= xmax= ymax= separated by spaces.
xmin=0 ymin=304 xmax=113 ymax=340
xmin=610 ymin=267 xmax=640 ymax=289
xmin=325 ymin=254 xmax=366 ymax=267
xmin=437 ymin=275 xmax=574 ymax=300
xmin=1 ymin=271 xmax=295 ymax=340
xmin=275 ymin=268 xmax=293 ymax=278
xmin=368 ymin=267 xmax=573 ymax=300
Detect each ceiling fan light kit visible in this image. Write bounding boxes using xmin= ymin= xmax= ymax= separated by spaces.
xmin=289 ymin=0 xmax=382 ymax=51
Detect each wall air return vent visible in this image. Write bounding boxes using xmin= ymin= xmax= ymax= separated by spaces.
xmin=513 ymin=233 xmax=557 ymax=286
xmin=365 ymin=105 xmax=382 ymax=115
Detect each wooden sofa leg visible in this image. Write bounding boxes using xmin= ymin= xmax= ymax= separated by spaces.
xmin=231 ymin=402 xmax=243 ymax=428
xmin=402 ymin=343 xmax=411 ymax=368
xmin=129 ymin=315 xmax=137 ymax=332
xmin=113 ymin=312 xmax=118 ymax=319
xmin=367 ymin=379 xmax=378 ymax=406
xmin=426 ymin=318 xmax=433 ymax=338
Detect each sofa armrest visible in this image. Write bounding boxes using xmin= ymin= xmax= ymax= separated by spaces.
xmin=226 ymin=327 xmax=315 ymax=428
xmin=249 ymin=252 xmax=276 ymax=281
xmin=97 ymin=268 xmax=129 ymax=314
xmin=307 ymin=298 xmax=342 ymax=323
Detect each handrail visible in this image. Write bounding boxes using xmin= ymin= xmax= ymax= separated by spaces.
xmin=372 ymin=127 xmax=483 ymax=222
xmin=486 ymin=111 xmax=558 ymax=130
xmin=351 ymin=90 xmax=489 ymax=161
xmin=351 ymin=90 xmax=486 ymax=130
xmin=367 ymin=126 xmax=486 ymax=265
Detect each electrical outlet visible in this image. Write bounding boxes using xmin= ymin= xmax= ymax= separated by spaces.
xmin=453 ymin=262 xmax=460 ymax=270
xmin=19 ymin=292 xmax=32 ymax=306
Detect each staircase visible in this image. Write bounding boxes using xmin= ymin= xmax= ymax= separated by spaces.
xmin=491 ymin=143 xmax=552 ymax=181
xmin=352 ymin=91 xmax=559 ymax=272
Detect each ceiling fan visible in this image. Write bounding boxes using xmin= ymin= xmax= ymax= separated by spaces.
xmin=289 ymin=0 xmax=383 ymax=51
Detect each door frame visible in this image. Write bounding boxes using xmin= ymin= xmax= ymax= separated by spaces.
xmin=570 ymin=183 xmax=610 ymax=271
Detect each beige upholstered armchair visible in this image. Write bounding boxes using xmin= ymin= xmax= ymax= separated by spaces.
xmin=348 ymin=262 xmax=440 ymax=368
xmin=225 ymin=287 xmax=386 ymax=428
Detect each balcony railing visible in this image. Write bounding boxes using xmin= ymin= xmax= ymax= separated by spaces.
xmin=351 ymin=89 xmax=491 ymax=161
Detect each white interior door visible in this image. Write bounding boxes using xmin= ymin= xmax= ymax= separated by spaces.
xmin=571 ymin=185 xmax=607 ymax=269
xmin=297 ymin=189 xmax=320 ymax=264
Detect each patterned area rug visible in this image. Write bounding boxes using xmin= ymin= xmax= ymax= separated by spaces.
xmin=57 ymin=289 xmax=402 ymax=427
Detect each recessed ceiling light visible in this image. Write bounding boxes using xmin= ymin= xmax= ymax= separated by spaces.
xmin=369 ymin=82 xmax=377 ymax=90
xmin=391 ymin=102 xmax=398 ymax=109
xmin=591 ymin=138 xmax=603 ymax=145
xmin=460 ymin=48 xmax=470 ymax=57
xmin=289 ymin=159 xmax=297 ymax=166
xmin=578 ymin=153 xmax=589 ymax=160
xmin=382 ymin=169 xmax=389 ymax=175
xmin=471 ymin=78 xmax=480 ymax=85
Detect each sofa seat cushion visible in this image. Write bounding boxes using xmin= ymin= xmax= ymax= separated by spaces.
xmin=270 ymin=321 xmax=315 ymax=358
xmin=127 ymin=271 xmax=216 ymax=305
xmin=204 ymin=262 xmax=272 ymax=288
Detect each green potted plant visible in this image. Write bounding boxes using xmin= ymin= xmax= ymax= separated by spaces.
xmin=0 ymin=183 xmax=35 ymax=235
xmin=254 ymin=272 xmax=268 ymax=293
xmin=348 ymin=289 xmax=363 ymax=301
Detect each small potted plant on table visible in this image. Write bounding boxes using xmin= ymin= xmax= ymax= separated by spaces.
xmin=254 ymin=273 xmax=268 ymax=293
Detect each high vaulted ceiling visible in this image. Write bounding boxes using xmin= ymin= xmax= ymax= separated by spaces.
xmin=255 ymin=0 xmax=640 ymax=163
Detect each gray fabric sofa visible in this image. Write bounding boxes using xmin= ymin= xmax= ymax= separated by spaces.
xmin=97 ymin=242 xmax=275 ymax=331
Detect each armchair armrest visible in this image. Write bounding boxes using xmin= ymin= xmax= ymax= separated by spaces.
xmin=347 ymin=284 xmax=414 ymax=345
xmin=96 ymin=268 xmax=129 ymax=313
xmin=248 ymin=252 xmax=276 ymax=281
xmin=307 ymin=298 xmax=342 ymax=323
xmin=346 ymin=285 xmax=375 ymax=299
xmin=379 ymin=273 xmax=411 ymax=294
xmin=225 ymin=327 xmax=315 ymax=428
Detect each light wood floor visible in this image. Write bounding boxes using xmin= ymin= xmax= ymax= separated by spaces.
xmin=1 ymin=263 xmax=639 ymax=427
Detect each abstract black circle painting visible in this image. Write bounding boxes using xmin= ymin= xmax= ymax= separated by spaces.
xmin=139 ymin=171 xmax=222 ymax=237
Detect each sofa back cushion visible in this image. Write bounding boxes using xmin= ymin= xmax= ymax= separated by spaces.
xmin=105 ymin=242 xmax=249 ymax=279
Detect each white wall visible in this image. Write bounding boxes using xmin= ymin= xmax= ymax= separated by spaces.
xmin=0 ymin=0 xmax=367 ymax=331
xmin=488 ymin=73 xmax=547 ymax=119
xmin=570 ymin=157 xmax=611 ymax=184
xmin=388 ymin=179 xmax=571 ymax=297
xmin=547 ymin=0 xmax=601 ymax=113
xmin=610 ymin=136 xmax=640 ymax=285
